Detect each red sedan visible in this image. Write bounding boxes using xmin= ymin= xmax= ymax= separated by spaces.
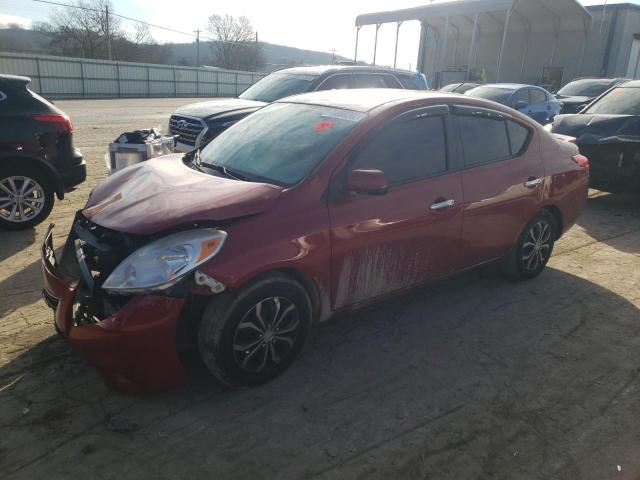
xmin=41 ymin=89 xmax=589 ymax=392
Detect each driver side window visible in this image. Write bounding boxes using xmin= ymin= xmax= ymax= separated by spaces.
xmin=350 ymin=113 xmax=448 ymax=185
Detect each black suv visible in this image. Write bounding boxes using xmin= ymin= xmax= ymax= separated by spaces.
xmin=169 ymin=65 xmax=429 ymax=151
xmin=0 ymin=75 xmax=85 ymax=230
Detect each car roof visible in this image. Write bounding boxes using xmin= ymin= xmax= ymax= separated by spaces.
xmin=0 ymin=74 xmax=31 ymax=87
xmin=277 ymin=88 xmax=470 ymax=112
xmin=620 ymin=80 xmax=640 ymax=88
xmin=273 ymin=64 xmax=418 ymax=76
xmin=569 ymin=77 xmax=627 ymax=83
xmin=479 ymin=83 xmax=541 ymax=91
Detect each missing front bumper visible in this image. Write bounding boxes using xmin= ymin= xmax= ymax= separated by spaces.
xmin=40 ymin=222 xmax=188 ymax=393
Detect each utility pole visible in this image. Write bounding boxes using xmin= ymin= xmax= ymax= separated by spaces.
xmin=105 ymin=4 xmax=112 ymax=60
xmin=194 ymin=29 xmax=200 ymax=66
xmin=330 ymin=48 xmax=336 ymax=64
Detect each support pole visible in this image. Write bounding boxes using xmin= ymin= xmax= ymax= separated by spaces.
xmin=438 ymin=16 xmax=450 ymax=88
xmin=373 ymin=24 xmax=381 ymax=66
xmin=577 ymin=21 xmax=590 ymax=77
xmin=452 ymin=25 xmax=460 ymax=67
xmin=496 ymin=7 xmax=513 ymax=82
xmin=195 ymin=29 xmax=200 ymax=67
xmin=416 ymin=21 xmax=428 ymax=73
xmin=393 ymin=21 xmax=403 ymax=68
xmin=354 ymin=25 xmax=361 ymax=62
xmin=520 ymin=34 xmax=530 ymax=81
xmin=549 ymin=27 xmax=559 ymax=67
xmin=466 ymin=13 xmax=479 ymax=80
xmin=105 ymin=5 xmax=112 ymax=60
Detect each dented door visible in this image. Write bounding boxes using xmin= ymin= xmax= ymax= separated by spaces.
xmin=328 ymin=106 xmax=464 ymax=310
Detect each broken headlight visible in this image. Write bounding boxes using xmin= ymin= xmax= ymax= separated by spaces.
xmin=101 ymin=229 xmax=226 ymax=294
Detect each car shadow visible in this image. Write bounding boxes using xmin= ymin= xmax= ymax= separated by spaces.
xmin=0 ymin=228 xmax=36 ymax=262
xmin=576 ymin=191 xmax=640 ymax=254
xmin=2 ymin=266 xmax=640 ymax=479
xmin=0 ymin=257 xmax=43 ymax=318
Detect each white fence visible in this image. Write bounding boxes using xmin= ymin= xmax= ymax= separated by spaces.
xmin=0 ymin=51 xmax=266 ymax=99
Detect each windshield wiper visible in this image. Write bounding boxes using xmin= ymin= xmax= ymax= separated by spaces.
xmin=200 ymin=162 xmax=249 ymax=181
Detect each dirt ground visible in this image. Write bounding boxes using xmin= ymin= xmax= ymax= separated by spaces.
xmin=1 ymin=98 xmax=640 ymax=480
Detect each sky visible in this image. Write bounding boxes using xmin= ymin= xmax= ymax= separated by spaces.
xmin=0 ymin=0 xmax=638 ymax=70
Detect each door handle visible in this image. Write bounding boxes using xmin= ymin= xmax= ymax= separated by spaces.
xmin=430 ymin=199 xmax=456 ymax=211
xmin=524 ymin=177 xmax=543 ymax=188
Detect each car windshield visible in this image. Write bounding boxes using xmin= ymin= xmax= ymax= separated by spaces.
xmin=239 ymin=73 xmax=318 ymax=102
xmin=557 ymin=79 xmax=613 ymax=97
xmin=584 ymin=87 xmax=640 ymax=115
xmin=466 ymin=86 xmax=513 ymax=104
xmin=198 ymin=103 xmax=366 ymax=186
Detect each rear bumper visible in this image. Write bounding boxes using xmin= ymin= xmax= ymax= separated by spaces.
xmin=41 ymin=224 xmax=187 ymax=393
xmin=58 ymin=149 xmax=86 ymax=190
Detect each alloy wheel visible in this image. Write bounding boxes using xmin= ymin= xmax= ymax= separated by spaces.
xmin=0 ymin=176 xmax=46 ymax=223
xmin=233 ymin=296 xmax=300 ymax=374
xmin=522 ymin=220 xmax=552 ymax=272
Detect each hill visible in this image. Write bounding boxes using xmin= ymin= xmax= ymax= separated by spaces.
xmin=0 ymin=27 xmax=352 ymax=72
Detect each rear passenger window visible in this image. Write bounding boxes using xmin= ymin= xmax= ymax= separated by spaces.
xmin=352 ymin=114 xmax=448 ymax=184
xmin=530 ymin=89 xmax=547 ymax=105
xmin=507 ymin=120 xmax=530 ymax=155
xmin=458 ymin=115 xmax=510 ymax=166
xmin=383 ymin=75 xmax=403 ymax=88
xmin=351 ymin=74 xmax=390 ymax=89
xmin=317 ymin=74 xmax=351 ymax=90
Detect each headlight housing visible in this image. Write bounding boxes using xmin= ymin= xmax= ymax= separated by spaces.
xmin=102 ymin=228 xmax=226 ymax=294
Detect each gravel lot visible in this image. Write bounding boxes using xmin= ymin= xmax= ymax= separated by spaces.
xmin=1 ymin=98 xmax=640 ymax=480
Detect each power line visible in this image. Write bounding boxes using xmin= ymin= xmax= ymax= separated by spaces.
xmin=30 ymin=0 xmax=256 ymax=45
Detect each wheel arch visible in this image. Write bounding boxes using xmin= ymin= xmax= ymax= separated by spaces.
xmin=0 ymin=150 xmax=65 ymax=199
xmin=541 ymin=204 xmax=564 ymax=239
xmin=244 ymin=267 xmax=324 ymax=324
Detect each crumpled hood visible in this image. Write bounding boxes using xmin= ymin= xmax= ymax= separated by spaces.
xmin=551 ymin=114 xmax=640 ymax=144
xmin=83 ymin=154 xmax=283 ymax=235
xmin=174 ymin=98 xmax=266 ymax=119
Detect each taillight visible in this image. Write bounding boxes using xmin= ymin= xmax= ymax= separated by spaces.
xmin=32 ymin=114 xmax=74 ymax=133
xmin=572 ymin=154 xmax=589 ymax=174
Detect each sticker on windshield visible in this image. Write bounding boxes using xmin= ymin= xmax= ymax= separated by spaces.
xmin=320 ymin=108 xmax=366 ymax=123
xmin=314 ymin=120 xmax=335 ymax=132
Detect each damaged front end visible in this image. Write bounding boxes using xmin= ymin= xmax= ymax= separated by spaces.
xmin=552 ymin=115 xmax=640 ymax=193
xmin=41 ymin=212 xmax=226 ymax=393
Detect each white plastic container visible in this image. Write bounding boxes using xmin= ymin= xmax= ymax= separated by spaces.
xmin=105 ymin=136 xmax=175 ymax=174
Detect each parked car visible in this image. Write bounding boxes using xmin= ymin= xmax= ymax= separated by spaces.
xmin=440 ymin=82 xmax=481 ymax=94
xmin=0 ymin=74 xmax=85 ymax=230
xmin=550 ymin=80 xmax=640 ymax=193
xmin=42 ymin=89 xmax=589 ymax=392
xmin=466 ymin=83 xmax=561 ymax=124
xmin=555 ymin=77 xmax=629 ymax=114
xmin=169 ymin=65 xmax=429 ymax=151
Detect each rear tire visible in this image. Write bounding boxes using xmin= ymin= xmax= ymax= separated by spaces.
xmin=501 ymin=210 xmax=558 ymax=281
xmin=0 ymin=164 xmax=54 ymax=231
xmin=198 ymin=273 xmax=312 ymax=388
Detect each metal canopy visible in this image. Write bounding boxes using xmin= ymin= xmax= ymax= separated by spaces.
xmin=354 ymin=0 xmax=592 ymax=81
xmin=355 ymin=0 xmax=592 ymax=33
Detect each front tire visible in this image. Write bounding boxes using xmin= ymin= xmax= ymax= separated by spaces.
xmin=501 ymin=210 xmax=557 ymax=280
xmin=198 ymin=273 xmax=312 ymax=387
xmin=0 ymin=164 xmax=55 ymax=230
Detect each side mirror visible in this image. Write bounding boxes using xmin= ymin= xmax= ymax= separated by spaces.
xmin=346 ymin=169 xmax=389 ymax=195
xmin=514 ymin=101 xmax=528 ymax=110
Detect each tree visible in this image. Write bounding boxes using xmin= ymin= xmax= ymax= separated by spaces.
xmin=43 ymin=0 xmax=120 ymax=59
xmin=206 ymin=14 xmax=264 ymax=71
xmin=37 ymin=1 xmax=169 ymax=63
